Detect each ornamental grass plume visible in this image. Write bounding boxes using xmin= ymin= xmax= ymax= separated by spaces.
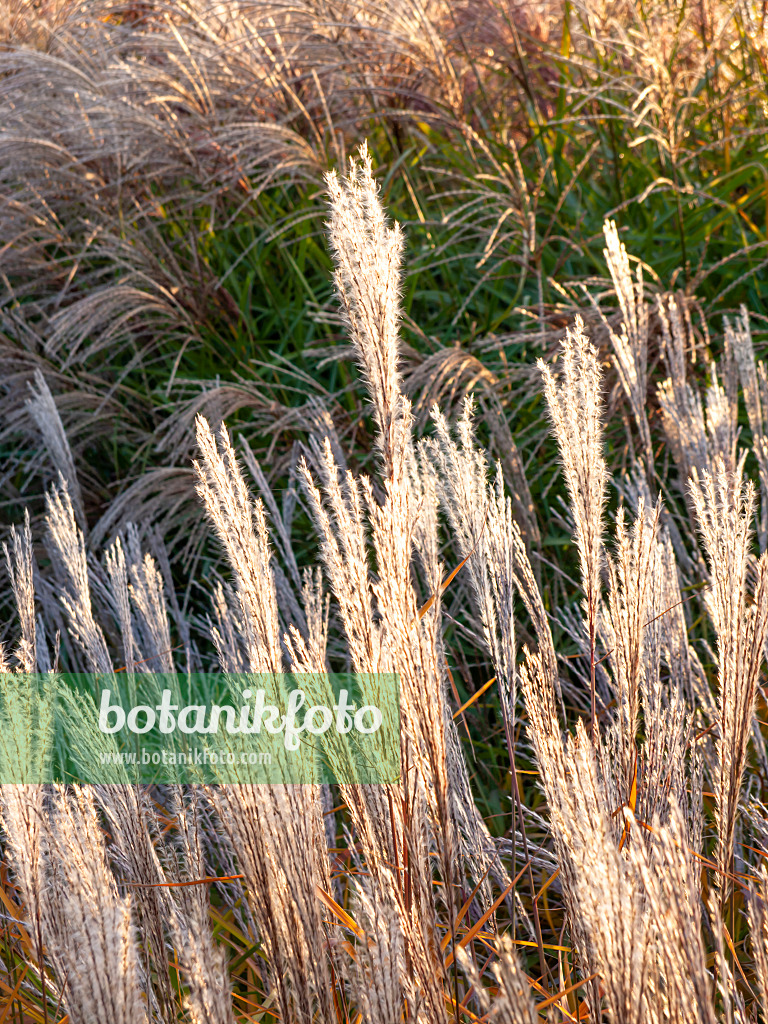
xmin=518 ymin=642 xmax=603 ymax=1019
xmin=194 ymin=415 xmax=334 ymax=1024
xmin=42 ymin=784 xmax=149 ymax=1024
xmin=525 ymin=309 xmax=722 ymax=1022
xmin=539 ymin=317 xmax=607 ymax=739
xmin=26 ymin=369 xmax=85 ymax=529
xmin=630 ymin=801 xmax=717 ymax=1024
xmin=602 ymin=498 xmax=661 ymax=805
xmin=425 ymin=397 xmax=547 ymax=960
xmin=727 ymin=305 xmax=768 ymax=549
xmin=599 ymin=219 xmax=652 ymax=468
xmin=3 ymin=511 xmax=37 ymax=674
xmin=43 ymin=481 xmax=176 ymax=1012
xmin=559 ymin=722 xmax=653 ymax=1024
xmin=0 ymin=523 xmax=49 ymax=1015
xmin=323 ymin=140 xmax=408 ymax=481
xmin=456 ymin=933 xmax=538 ymax=1024
xmin=305 ymin=145 xmax=459 ymax=1022
xmin=656 ymin=294 xmax=740 ymax=492
xmin=163 ymin=787 xmax=235 ymax=1024
xmin=689 ymin=458 xmax=768 ymax=901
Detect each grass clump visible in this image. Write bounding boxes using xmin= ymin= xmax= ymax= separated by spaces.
xmin=2 ymin=2 xmax=768 ymax=1022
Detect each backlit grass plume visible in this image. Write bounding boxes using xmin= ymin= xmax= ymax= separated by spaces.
xmin=539 ymin=317 xmax=608 ymax=740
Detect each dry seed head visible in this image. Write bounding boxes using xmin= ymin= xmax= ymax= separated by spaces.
xmin=538 ymin=316 xmax=607 ymax=617
xmin=194 ymin=415 xmax=282 ymax=673
xmin=325 ymin=142 xmax=408 ymax=478
xmin=602 ymin=497 xmax=661 ymax=799
xmin=45 ymin=479 xmax=112 ymax=673
xmin=3 ymin=510 xmax=37 ymax=671
xmin=690 ymin=457 xmax=768 ymax=890
xmin=43 ymin=785 xmax=149 ymax=1024
xmin=601 ymin=219 xmax=652 ymax=464
xmin=26 ymin=368 xmax=85 ymax=526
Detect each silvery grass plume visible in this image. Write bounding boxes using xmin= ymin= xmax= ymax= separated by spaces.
xmin=600 ymin=498 xmax=661 ymax=807
xmin=456 ymin=934 xmax=537 ymax=1024
xmin=629 ymin=800 xmax=717 ymax=1024
xmin=0 ymin=779 xmax=49 ymax=1006
xmin=348 ymin=881 xmax=405 ymax=1024
xmin=44 ymin=480 xmax=177 ymax=1017
xmin=163 ymin=786 xmax=235 ymax=1024
xmin=103 ymin=534 xmax=136 ymax=681
xmin=708 ymin=889 xmax=750 ymax=1024
xmin=631 ymin=533 xmax=693 ymax=837
xmin=42 ymin=446 xmax=334 ymax=1023
xmin=42 ymin=784 xmax=148 ymax=1024
xmin=402 ymin=452 xmax=501 ymax=910
xmin=656 ymin=293 xmax=740 ymax=492
xmin=124 ymin=532 xmax=176 ymax=675
xmin=324 ymin=140 xmax=407 ymax=481
xmin=1 ymin=506 xmax=240 ymax=1024
xmin=424 ymin=397 xmax=549 ymax=961
xmin=192 ymin=140 xmax=456 ymax=1011
xmin=597 ymin=219 xmax=652 ymax=468
xmin=297 ymin=439 xmax=446 ymax=1023
xmin=3 ymin=510 xmax=37 ymax=673
xmin=656 ymin=294 xmax=707 ymax=480
xmin=621 ymin=463 xmax=713 ymax=723
xmin=727 ymin=305 xmax=768 ymax=550
xmin=527 ymin=325 xmax=714 ymax=1021
xmin=519 ymin=640 xmax=603 ymax=1019
xmin=427 ymin=398 xmax=516 ymax=719
xmin=539 ymin=317 xmax=607 ymax=739
xmin=26 ymin=368 xmax=85 ymax=528
xmin=689 ymin=457 xmax=768 ymax=901
xmin=0 ymin=516 xmax=57 ymax=1013
xmin=299 ymin=141 xmax=539 ymax=1021
xmin=307 ymin=144 xmax=463 ymax=1021
xmin=102 ymin=523 xmax=182 ymax=713
xmin=523 ymin=659 xmax=713 ymax=1024
xmin=45 ymin=478 xmax=111 ymax=674
xmin=194 ymin=415 xmax=334 ymax=1024
xmin=560 ymin=722 xmax=654 ymax=1024
xmin=514 ymin=526 xmax=605 ymax=1016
